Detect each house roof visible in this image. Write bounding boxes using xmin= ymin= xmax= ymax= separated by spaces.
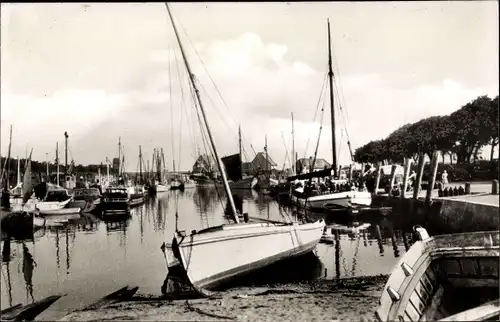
xmin=296 ymin=158 xmax=331 ymax=169
xmin=252 ymin=152 xmax=277 ymax=167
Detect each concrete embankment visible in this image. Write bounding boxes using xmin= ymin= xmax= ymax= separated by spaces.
xmin=372 ymin=186 xmax=499 ymax=234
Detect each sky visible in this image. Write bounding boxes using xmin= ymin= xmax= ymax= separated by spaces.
xmin=1 ymin=2 xmax=498 ymax=171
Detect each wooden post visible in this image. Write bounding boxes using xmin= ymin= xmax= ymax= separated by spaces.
xmin=401 ymin=158 xmax=412 ymax=199
xmin=413 ymin=153 xmax=426 ymax=200
xmin=373 ymin=162 xmax=382 ymax=196
xmin=425 ymin=151 xmax=440 ymax=204
xmin=388 ymin=164 xmax=397 ymax=196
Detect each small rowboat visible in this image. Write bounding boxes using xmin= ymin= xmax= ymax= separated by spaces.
xmin=375 ymin=226 xmax=499 ymax=322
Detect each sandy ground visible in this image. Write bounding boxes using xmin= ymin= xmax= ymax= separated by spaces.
xmin=59 ymin=275 xmax=388 ymax=321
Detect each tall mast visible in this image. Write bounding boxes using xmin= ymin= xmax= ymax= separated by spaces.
xmin=291 ymin=112 xmax=295 ymax=175
xmin=17 ymin=157 xmax=21 ymax=186
xmin=45 ymin=153 xmax=49 ymax=182
xmin=327 ymin=19 xmax=337 ymax=178
xmin=139 ymin=145 xmax=143 ymax=183
xmin=1 ymin=125 xmax=12 ymax=188
xmin=165 ymin=2 xmax=238 ymax=221
xmin=168 ymin=44 xmax=176 ymax=176
xmin=64 ymin=132 xmax=69 ymax=174
xmin=161 ymin=148 xmax=167 ymax=181
xmin=265 ymin=135 xmax=269 ymax=180
xmin=56 ymin=142 xmax=60 ymax=186
xmin=118 ymin=137 xmax=122 ymax=177
xmin=238 ymin=125 xmax=242 ymax=179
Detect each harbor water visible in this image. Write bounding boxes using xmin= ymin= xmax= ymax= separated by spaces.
xmin=1 ymin=187 xmax=410 ymax=311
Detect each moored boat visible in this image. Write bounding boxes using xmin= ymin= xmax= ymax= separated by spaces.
xmin=291 ymin=187 xmax=372 ymax=211
xmin=70 ymin=188 xmax=102 ymax=210
xmin=101 ymin=186 xmax=130 ymax=215
xmin=156 ymin=182 xmax=171 ymax=192
xmin=170 ymin=179 xmax=184 ymax=190
xmin=163 ymin=3 xmax=325 ymax=297
xmin=287 ymin=20 xmax=372 ymax=212
xmin=129 ymin=186 xmax=145 ymax=207
xmin=375 ymin=226 xmax=499 ymax=322
xmin=39 ymin=207 xmax=81 ymax=216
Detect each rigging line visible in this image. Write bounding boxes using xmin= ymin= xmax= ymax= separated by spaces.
xmin=173 ymin=44 xmax=189 ymax=170
xmin=179 ymin=23 xmax=256 ymax=159
xmin=303 ymin=72 xmax=328 ymax=160
xmin=311 ymin=86 xmax=327 ymax=174
xmin=195 ymin=79 xmax=239 ymax=148
xmin=168 ymin=44 xmax=176 ymax=169
xmin=188 ymin=77 xmax=225 ymax=210
xmin=170 ymin=13 xmax=225 ymax=209
xmin=330 ymin=43 xmax=351 ymax=126
xmin=332 ymin=76 xmax=354 ymax=160
xmin=280 ymin=132 xmax=291 ymax=173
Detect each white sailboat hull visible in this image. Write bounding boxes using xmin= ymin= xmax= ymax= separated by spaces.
xmin=11 ymin=198 xmax=71 ymax=212
xmin=156 ymin=184 xmax=171 ymax=192
xmin=40 ymin=207 xmax=81 ymax=216
xmin=172 ymin=219 xmax=325 ymax=292
xmin=291 ymin=191 xmax=372 ymax=210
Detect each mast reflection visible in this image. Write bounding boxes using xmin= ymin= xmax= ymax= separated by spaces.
xmin=22 ymin=243 xmax=36 ymax=303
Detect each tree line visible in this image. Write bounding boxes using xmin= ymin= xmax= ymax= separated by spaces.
xmin=354 ymin=95 xmax=499 ymax=165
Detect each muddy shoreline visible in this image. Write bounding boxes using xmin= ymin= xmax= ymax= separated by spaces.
xmin=59 ymin=275 xmax=388 ymax=321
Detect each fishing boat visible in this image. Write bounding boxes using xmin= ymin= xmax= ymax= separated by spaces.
xmin=288 ymin=20 xmax=372 ymax=211
xmin=163 ymin=2 xmax=325 ymax=296
xmin=182 ymin=177 xmax=196 ymax=189
xmin=156 ymin=182 xmax=171 ymax=192
xmin=170 ymin=178 xmax=184 ymax=190
xmin=101 ymin=186 xmax=130 ymax=214
xmin=375 ymin=226 xmax=499 ymax=322
xmin=129 ymin=185 xmax=145 ymax=207
xmin=70 ymin=188 xmax=101 ymax=210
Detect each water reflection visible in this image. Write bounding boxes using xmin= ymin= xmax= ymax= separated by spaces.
xmin=22 ymin=243 xmax=36 ymax=303
xmin=2 ymin=239 xmax=13 ymax=307
xmin=1 ymin=187 xmax=418 ymax=311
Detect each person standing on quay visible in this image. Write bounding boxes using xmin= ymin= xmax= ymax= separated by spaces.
xmin=441 ymin=170 xmax=449 ymax=188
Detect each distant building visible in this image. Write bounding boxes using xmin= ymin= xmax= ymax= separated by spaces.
xmin=192 ymin=154 xmax=218 ymax=173
xmin=296 ymin=157 xmax=331 ymax=175
xmin=251 ymin=152 xmax=277 ymax=171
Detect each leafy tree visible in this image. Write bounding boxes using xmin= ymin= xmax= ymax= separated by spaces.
xmin=450 ymin=96 xmax=494 ymax=163
xmin=354 ymin=94 xmax=498 ymax=165
xmin=488 ymin=95 xmax=499 ymax=160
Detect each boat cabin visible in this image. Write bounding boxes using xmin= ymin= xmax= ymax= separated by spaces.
xmin=44 ymin=187 xmax=72 ymax=202
xmin=103 ymin=187 xmax=129 ymax=201
xmin=73 ymin=188 xmax=101 ymax=201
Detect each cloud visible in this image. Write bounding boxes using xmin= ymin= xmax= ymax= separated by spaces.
xmin=1 ymin=3 xmax=498 ymax=169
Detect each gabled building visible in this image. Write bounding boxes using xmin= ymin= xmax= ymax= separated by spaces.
xmin=251 ymin=152 xmax=277 ymax=171
xmin=192 ymin=154 xmax=218 ymax=174
xmin=296 ymin=157 xmax=331 ymax=174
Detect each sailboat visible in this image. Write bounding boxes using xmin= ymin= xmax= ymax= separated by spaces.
xmin=163 ymin=3 xmax=325 ymax=295
xmin=289 ymin=20 xmax=372 ymax=212
xmin=155 ymin=148 xmax=171 ymax=192
xmin=11 ymin=150 xmax=71 ymax=213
